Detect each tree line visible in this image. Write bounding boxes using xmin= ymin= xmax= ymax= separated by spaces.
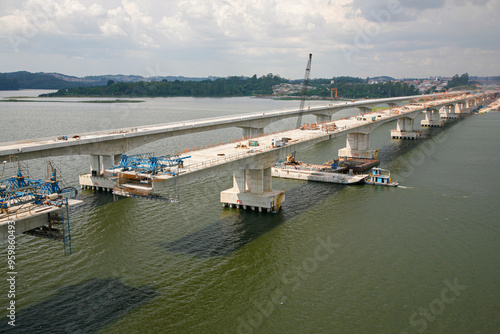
xmin=306 ymin=78 xmax=420 ymax=99
xmin=0 ymin=75 xmax=19 ymax=90
xmin=42 ymin=74 xmax=421 ymax=99
xmin=42 ymin=74 xmax=287 ymax=98
xmin=446 ymin=73 xmax=470 ymax=89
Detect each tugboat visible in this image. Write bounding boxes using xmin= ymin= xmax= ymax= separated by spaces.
xmin=364 ymin=168 xmax=398 ymax=187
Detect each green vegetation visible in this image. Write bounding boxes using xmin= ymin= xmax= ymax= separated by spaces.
xmin=447 ymin=73 xmax=470 ymax=89
xmin=40 ymin=74 xmax=420 ymax=99
xmin=0 ymin=98 xmax=142 ymax=103
xmin=302 ymin=77 xmax=419 ymax=99
xmin=1 ymin=71 xmax=83 ymax=89
xmin=0 ymin=75 xmax=19 ymax=90
xmin=41 ymin=74 xmax=287 ymax=98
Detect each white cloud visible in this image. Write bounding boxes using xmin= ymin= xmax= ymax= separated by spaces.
xmin=88 ymin=3 xmax=105 ymax=16
xmin=55 ymin=0 xmax=86 ymax=17
xmin=0 ymin=0 xmax=498 ymax=78
xmin=100 ymin=21 xmax=127 ymax=36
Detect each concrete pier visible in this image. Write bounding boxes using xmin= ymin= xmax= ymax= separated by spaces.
xmin=338 ymin=132 xmax=378 ymax=159
xmin=441 ymin=105 xmax=459 ymax=120
xmin=421 ymin=108 xmax=443 ymax=127
xmin=90 ymin=154 xmax=121 ymax=175
xmin=79 ymin=174 xmax=115 ymax=191
xmin=220 ymin=168 xmax=284 ymax=213
xmin=391 ymin=117 xmax=420 ymax=139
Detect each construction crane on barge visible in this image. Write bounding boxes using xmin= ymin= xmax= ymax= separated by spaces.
xmin=295 ymin=53 xmax=313 ymax=129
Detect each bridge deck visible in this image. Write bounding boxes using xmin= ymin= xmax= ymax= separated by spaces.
xmin=143 ymin=99 xmax=457 ymax=188
xmin=0 ymin=93 xmax=464 ymax=161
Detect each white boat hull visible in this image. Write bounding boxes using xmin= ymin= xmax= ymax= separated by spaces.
xmin=271 ymin=167 xmax=366 ymax=184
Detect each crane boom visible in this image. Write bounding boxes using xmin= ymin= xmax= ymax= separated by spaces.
xmin=296 ymin=53 xmax=312 ymax=129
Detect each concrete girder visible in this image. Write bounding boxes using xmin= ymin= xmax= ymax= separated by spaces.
xmin=0 ymin=93 xmax=486 ymax=163
xmin=357 ymin=106 xmax=373 ymax=114
xmin=313 ymin=106 xmax=349 ymax=123
xmin=116 ymin=95 xmax=484 ymax=192
xmin=238 ymin=118 xmax=271 ymax=138
xmin=314 ymin=114 xmax=332 ymax=123
xmin=241 ymin=127 xmax=264 ymax=138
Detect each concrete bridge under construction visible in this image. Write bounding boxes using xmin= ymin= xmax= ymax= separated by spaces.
xmin=0 ymin=91 xmax=491 ymax=165
xmin=1 ymin=91 xmax=499 ymax=238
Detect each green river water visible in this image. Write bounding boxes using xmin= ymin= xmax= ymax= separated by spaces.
xmin=0 ymin=92 xmax=499 ymax=333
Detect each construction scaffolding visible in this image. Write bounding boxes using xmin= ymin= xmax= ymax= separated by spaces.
xmin=106 ymin=153 xmax=190 ymax=202
xmin=23 ymin=198 xmax=72 ymax=255
xmin=1 ymin=157 xmax=78 ymax=254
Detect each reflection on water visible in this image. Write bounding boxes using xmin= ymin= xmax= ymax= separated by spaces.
xmin=0 ymin=278 xmax=157 ymax=334
xmin=163 ymin=182 xmax=345 ymax=257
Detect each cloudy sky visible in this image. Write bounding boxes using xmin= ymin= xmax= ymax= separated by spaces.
xmin=0 ymin=0 xmax=498 ymax=79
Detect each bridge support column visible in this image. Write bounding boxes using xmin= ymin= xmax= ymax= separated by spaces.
xmin=90 ymin=154 xmax=121 ymax=175
xmin=90 ymin=155 xmax=101 ymax=175
xmin=101 ymin=155 xmax=113 ymax=172
xmin=338 ymin=133 xmax=378 ymax=159
xmin=241 ymin=127 xmax=264 ymax=139
xmin=457 ymin=102 xmax=467 ymax=114
xmin=391 ymin=118 xmax=420 ymax=140
xmin=357 ymin=106 xmax=372 ymax=114
xmin=221 ymin=167 xmax=285 ymax=213
xmin=387 ymin=103 xmax=397 ymax=108
xmin=314 ymin=114 xmax=332 ymax=123
xmin=421 ymin=108 xmax=443 ymax=127
xmin=441 ymin=105 xmax=458 ymax=120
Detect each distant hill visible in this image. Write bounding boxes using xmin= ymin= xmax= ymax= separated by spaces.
xmin=0 ymin=71 xmax=219 ymax=90
xmin=2 ymin=71 xmax=497 ymax=91
xmin=2 ymin=71 xmax=78 ymax=89
xmin=0 ymin=74 xmax=19 ymax=90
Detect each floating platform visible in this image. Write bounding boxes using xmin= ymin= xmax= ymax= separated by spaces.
xmin=324 ymin=157 xmax=380 ymax=173
xmin=272 ymin=157 xmax=378 ymax=185
xmin=272 ymin=164 xmax=366 ymax=184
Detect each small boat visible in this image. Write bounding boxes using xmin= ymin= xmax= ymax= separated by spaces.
xmin=364 ymin=168 xmax=398 ymax=187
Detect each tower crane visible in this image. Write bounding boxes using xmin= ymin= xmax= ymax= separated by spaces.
xmin=296 ymin=53 xmax=312 ymax=129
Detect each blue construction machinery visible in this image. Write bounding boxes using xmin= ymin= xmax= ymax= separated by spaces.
xmin=106 ymin=153 xmax=190 ymax=202
xmin=110 ymin=153 xmax=190 ymax=175
xmin=1 ymin=159 xmax=78 ymax=254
